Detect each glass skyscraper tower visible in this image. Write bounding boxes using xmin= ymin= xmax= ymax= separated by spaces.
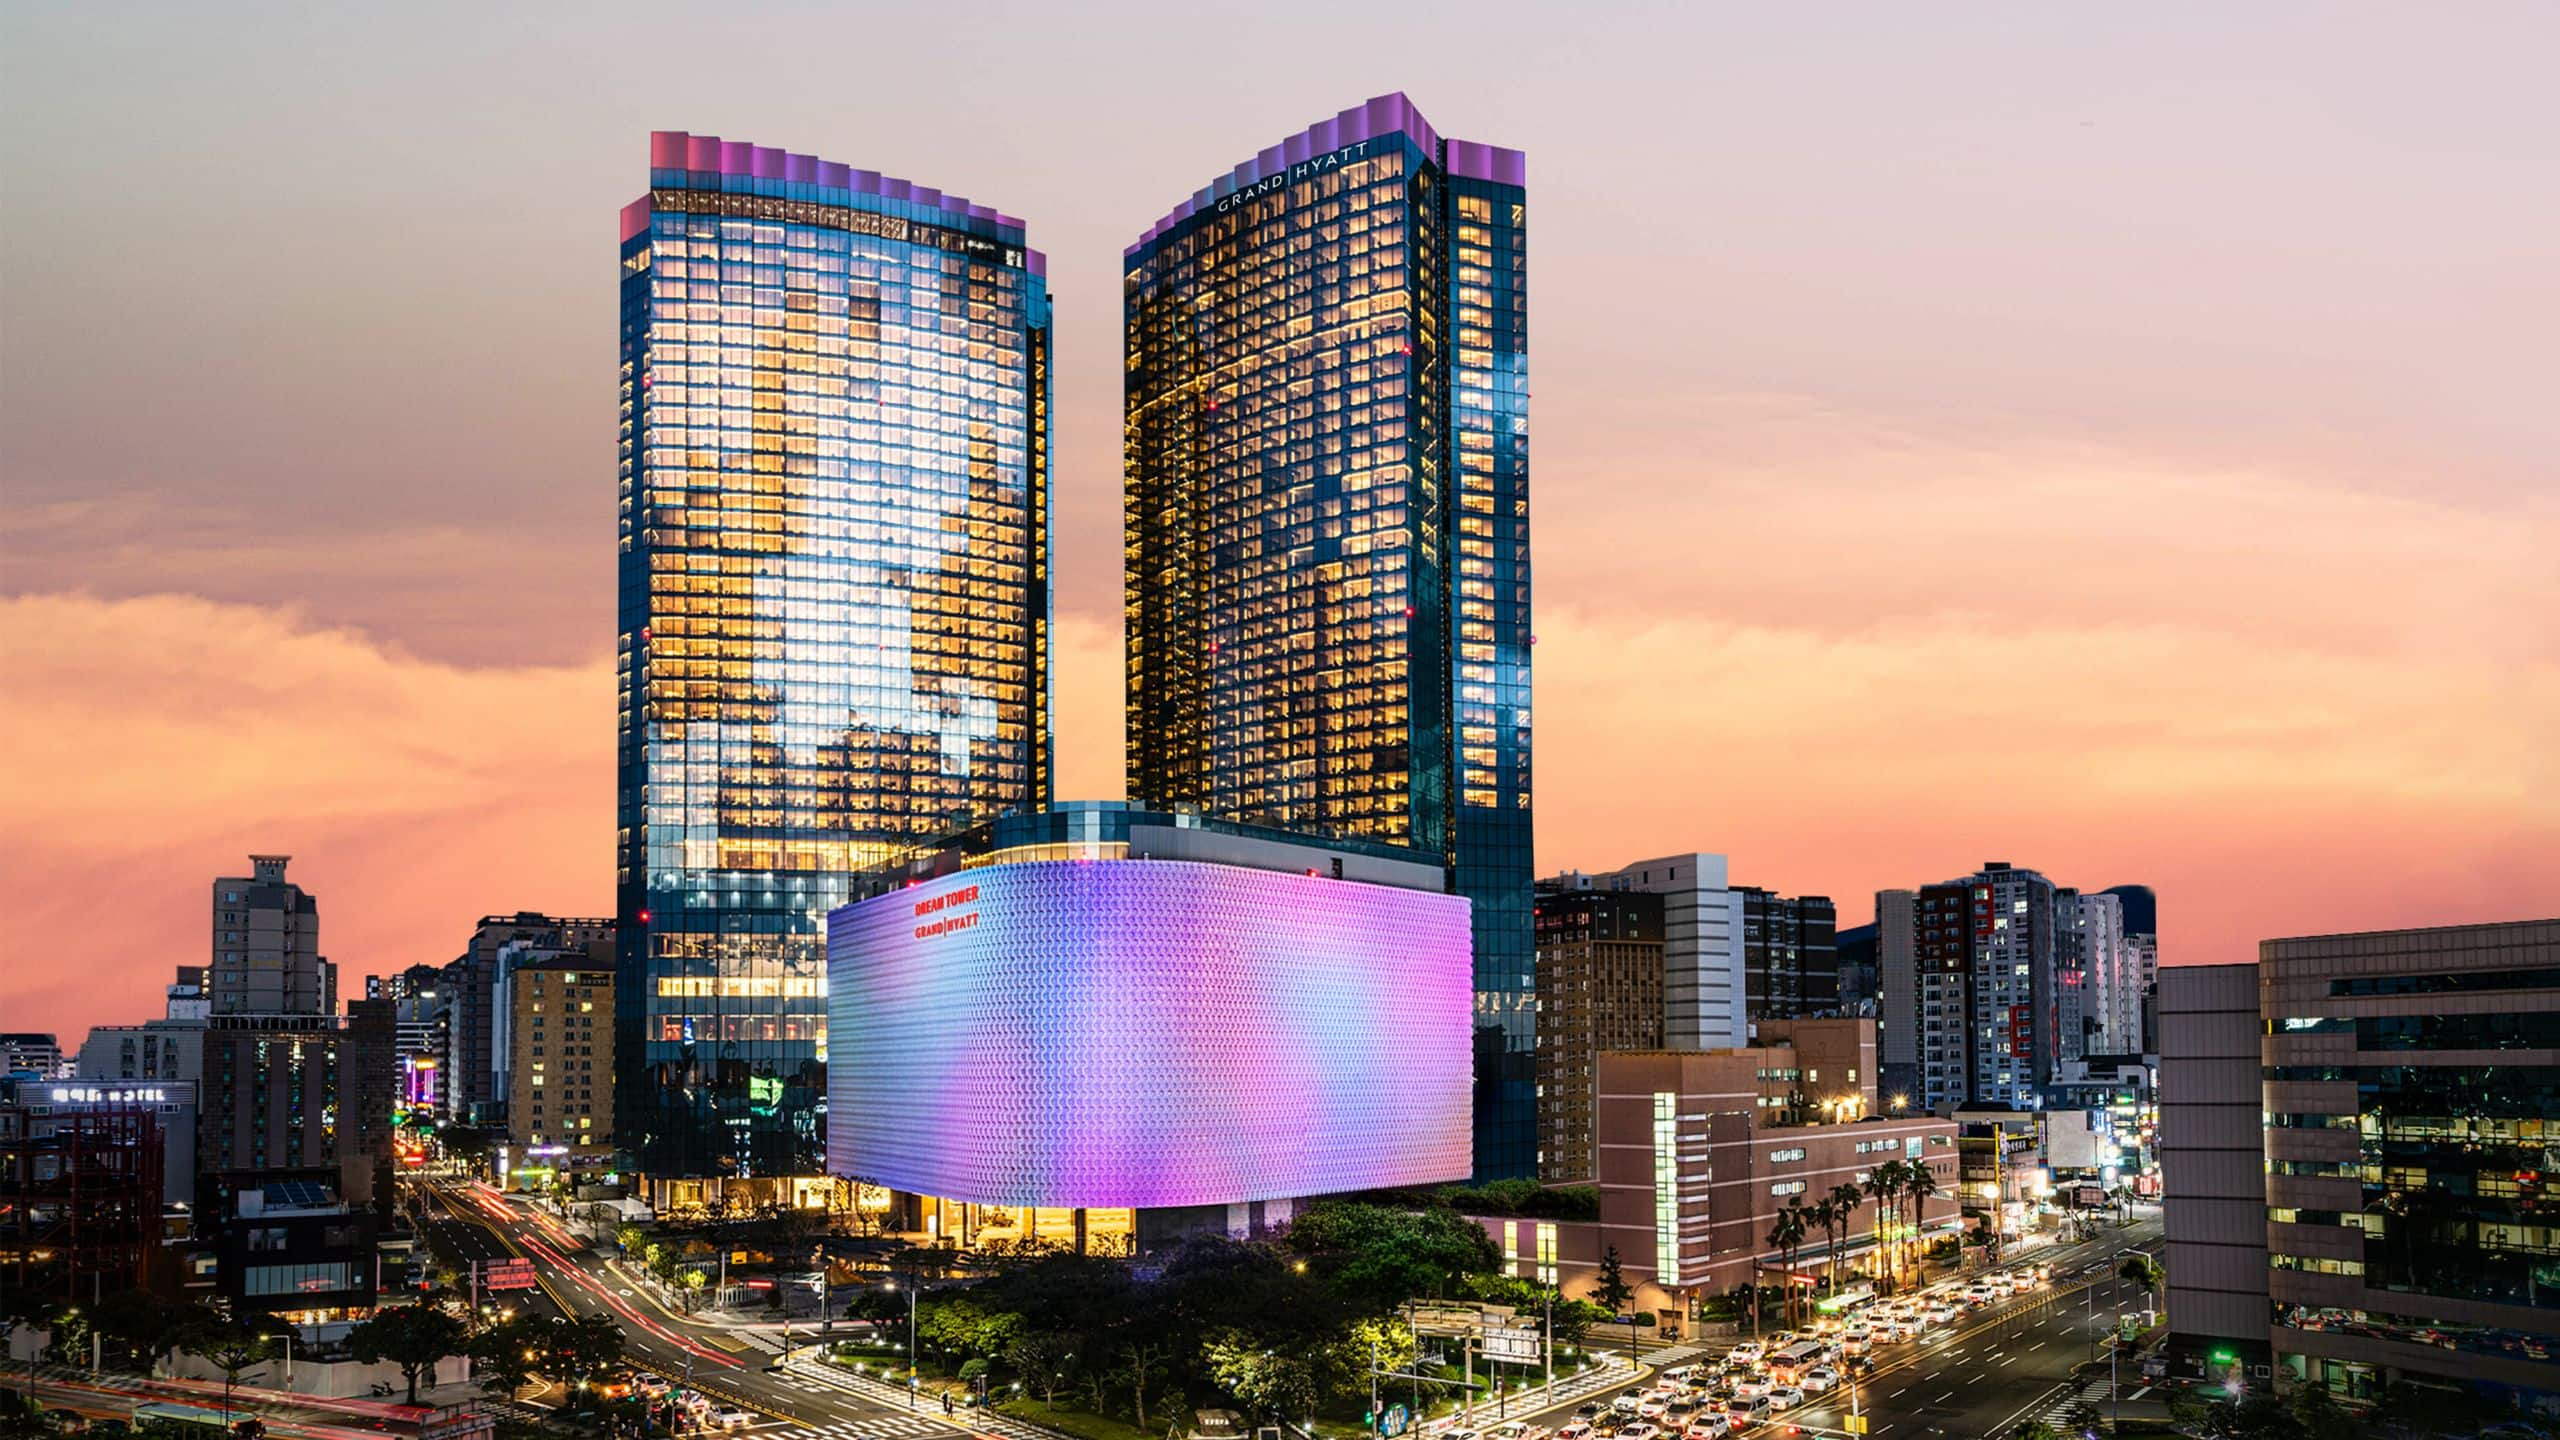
xmin=617 ymin=132 xmax=1052 ymax=1178
xmin=1123 ymin=95 xmax=1533 ymax=1179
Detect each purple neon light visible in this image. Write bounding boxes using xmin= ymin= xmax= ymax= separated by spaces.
xmin=628 ymin=131 xmax=1043 ymax=274
xmin=825 ymin=861 xmax=1473 ymax=1208
xmin=1127 ymin=92 xmax=1525 ymax=257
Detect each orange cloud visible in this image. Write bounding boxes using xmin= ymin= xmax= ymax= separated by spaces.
xmin=0 ymin=592 xmax=613 ymax=1046
xmin=0 ymin=595 xmax=1131 ymax=1048
xmin=1524 ymin=415 xmax=2560 ymax=947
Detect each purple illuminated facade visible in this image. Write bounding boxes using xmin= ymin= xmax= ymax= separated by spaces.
xmin=825 ymin=858 xmax=1472 ymax=1209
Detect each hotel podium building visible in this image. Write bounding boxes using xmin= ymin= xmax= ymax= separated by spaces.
xmin=617 ymin=133 xmax=1052 ymax=1180
xmin=826 ymin=804 xmax=1472 ymax=1252
xmin=1122 ymin=94 xmax=1535 ymax=1179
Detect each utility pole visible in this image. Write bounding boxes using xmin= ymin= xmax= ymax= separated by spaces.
xmin=1369 ymin=1330 xmax=1380 ymax=1438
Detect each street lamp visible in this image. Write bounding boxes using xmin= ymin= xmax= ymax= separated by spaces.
xmin=886 ymin=1280 xmax=918 ymax=1409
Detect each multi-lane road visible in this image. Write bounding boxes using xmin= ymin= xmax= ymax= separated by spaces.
xmin=429 ymin=1182 xmax=2162 ymax=1440
xmin=421 ymin=1181 xmax=972 ymax=1438
xmin=1472 ymin=1214 xmax=2167 ymax=1439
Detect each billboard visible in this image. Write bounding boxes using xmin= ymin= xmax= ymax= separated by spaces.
xmin=827 ymin=860 xmax=1472 ymax=1208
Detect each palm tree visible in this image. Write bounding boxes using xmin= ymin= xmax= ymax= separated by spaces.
xmin=1807 ymin=1196 xmax=1841 ymax=1298
xmin=1863 ymin=1162 xmax=1904 ymax=1289
xmin=1904 ymin=1160 xmax=1943 ymax=1277
xmin=1767 ymin=1203 xmax=1809 ymax=1327
xmin=1828 ymin=1182 xmax=1867 ymax=1288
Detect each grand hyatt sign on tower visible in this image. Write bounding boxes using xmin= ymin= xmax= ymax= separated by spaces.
xmin=912 ymin=884 xmax=980 ymax=940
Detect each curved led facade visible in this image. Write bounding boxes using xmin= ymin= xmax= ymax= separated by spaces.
xmin=825 ymin=861 xmax=1471 ymax=1208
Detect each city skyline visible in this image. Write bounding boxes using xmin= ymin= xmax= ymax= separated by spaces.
xmin=9 ymin=2 xmax=2560 ymax=1047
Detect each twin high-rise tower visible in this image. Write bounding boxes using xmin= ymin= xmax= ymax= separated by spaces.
xmin=616 ymin=95 xmax=1533 ymax=1184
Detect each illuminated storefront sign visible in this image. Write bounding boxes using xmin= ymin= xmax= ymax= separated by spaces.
xmin=50 ymin=1086 xmax=166 ymax=1104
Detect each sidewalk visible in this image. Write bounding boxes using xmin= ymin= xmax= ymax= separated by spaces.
xmin=781 ymin=1345 xmax=1059 ymax=1440
xmin=1443 ymin=1351 xmax=1635 ymax=1428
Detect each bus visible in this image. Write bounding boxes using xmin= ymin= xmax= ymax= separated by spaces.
xmin=132 ymin=1400 xmax=250 ymax=1432
xmin=1767 ymin=1341 xmax=1827 ymax=1380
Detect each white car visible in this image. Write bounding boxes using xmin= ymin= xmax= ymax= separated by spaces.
xmin=1799 ymin=1367 xmax=1839 ymax=1396
xmin=1682 ymin=1421 xmax=1732 ymax=1440
xmin=1611 ymin=1394 xmax=1644 ymax=1416
xmin=1766 ymin=1386 xmax=1806 ymax=1412
xmin=1636 ymin=1400 xmax=1669 ymax=1421
xmin=1617 ymin=1425 xmax=1660 ymax=1440
xmin=1726 ymin=1342 xmax=1764 ymax=1365
xmin=711 ymin=1409 xmax=755 ymax=1432
xmin=1926 ymin=1304 xmax=1959 ymax=1326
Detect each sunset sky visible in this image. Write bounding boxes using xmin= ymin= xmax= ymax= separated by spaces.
xmin=5 ymin=3 xmax=2555 ymax=1048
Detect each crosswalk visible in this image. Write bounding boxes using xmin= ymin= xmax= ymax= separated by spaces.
xmin=2032 ymin=1372 xmax=2111 ymax=1429
xmin=768 ymin=1415 xmax=959 ymax=1439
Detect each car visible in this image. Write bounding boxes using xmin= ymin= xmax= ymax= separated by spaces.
xmin=1726 ymin=1342 xmax=1764 ymax=1365
xmin=1556 ymin=1426 xmax=1594 ymax=1440
xmin=42 ymin=1413 xmax=89 ymax=1434
xmin=1635 ymin=1400 xmax=1669 ymax=1420
xmin=1664 ymin=1400 xmax=1699 ymax=1423
xmin=1766 ymin=1386 xmax=1805 ymax=1411
xmin=1616 ymin=1425 xmax=1659 ymax=1440
xmin=1611 ymin=1394 xmax=1645 ymax=1415
xmin=1682 ymin=1421 xmax=1732 ymax=1440
xmin=1721 ymin=1396 xmax=1771 ymax=1426
xmin=1840 ymin=1332 xmax=1870 ymax=1356
xmin=1487 ymin=1425 xmax=1545 ymax=1440
xmin=1575 ymin=1404 xmax=1604 ymax=1421
xmin=1926 ymin=1304 xmax=1959 ymax=1326
xmin=1800 ymin=1367 xmax=1839 ymax=1395
xmin=1730 ymin=1378 xmax=1769 ymax=1401
xmin=710 ymin=1410 xmax=756 ymax=1432
xmin=1662 ymin=1364 xmax=1700 ymax=1385
xmin=631 ymin=1372 xmax=672 ymax=1397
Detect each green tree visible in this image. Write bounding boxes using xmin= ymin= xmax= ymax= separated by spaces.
xmin=50 ymin=1305 xmax=92 ymax=1368
xmin=918 ymin=1295 xmax=1023 ymax=1361
xmin=2010 ymin=1423 xmax=2063 ymax=1440
xmin=1863 ymin=1162 xmax=1905 ymax=1288
xmin=183 ymin=1321 xmax=274 ymax=1415
xmin=348 ymin=1302 xmax=468 ymax=1404
xmin=1278 ymin=1202 xmax=1501 ymax=1306
xmin=1903 ymin=1160 xmax=1943 ymax=1273
xmin=679 ymin=1268 xmax=707 ymax=1312
xmin=438 ymin=1124 xmax=495 ymax=1166
xmin=614 ymin=1225 xmax=647 ymax=1259
xmin=1112 ymin=1337 xmax=1174 ymax=1431
xmin=89 ymin=1292 xmax=213 ymax=1379
xmin=1202 ymin=1329 xmax=1317 ymax=1422
xmin=1828 ymin=1182 xmax=1867 ymax=1283
xmin=1767 ymin=1202 xmax=1809 ymax=1326
xmin=1591 ymin=1245 xmax=1634 ymax=1316
xmin=1311 ymin=1317 xmax=1413 ymax=1407
xmin=543 ymin=1311 xmax=625 ymax=1392
xmin=468 ymin=1316 xmax=545 ymax=1402
xmin=1005 ymin=1330 xmax=1077 ymax=1406
xmin=2119 ymin=1253 xmax=2165 ymax=1304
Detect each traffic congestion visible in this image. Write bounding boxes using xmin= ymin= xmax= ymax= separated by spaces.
xmin=1440 ymin=1263 xmax=2055 ymax=1439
